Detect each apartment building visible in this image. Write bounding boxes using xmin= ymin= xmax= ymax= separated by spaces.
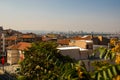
xmin=0 ymin=28 xmax=22 ymax=56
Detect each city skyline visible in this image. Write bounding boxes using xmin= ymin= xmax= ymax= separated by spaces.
xmin=0 ymin=0 xmax=120 ymax=32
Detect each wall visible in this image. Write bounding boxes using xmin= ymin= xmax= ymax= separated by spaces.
xmin=7 ymin=49 xmax=19 ymax=65
xmin=69 ymin=40 xmax=93 ymax=49
xmin=60 ymin=49 xmax=80 ymax=60
xmin=69 ymin=40 xmax=87 ymax=48
xmin=59 ymin=48 xmax=92 ymax=60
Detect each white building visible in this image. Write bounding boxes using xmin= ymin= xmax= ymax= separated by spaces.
xmin=57 ymin=46 xmax=92 ymax=60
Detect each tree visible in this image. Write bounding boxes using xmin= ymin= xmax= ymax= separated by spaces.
xmin=98 ymin=47 xmax=115 ymax=60
xmin=115 ymin=53 xmax=120 ymax=64
xmin=110 ymin=38 xmax=120 ymax=53
xmin=18 ymin=42 xmax=77 ymax=80
xmin=112 ymin=43 xmax=120 ymax=53
xmin=110 ymin=38 xmax=118 ymax=48
xmin=18 ymin=42 xmax=120 ymax=80
xmin=92 ymin=47 xmax=120 ymax=80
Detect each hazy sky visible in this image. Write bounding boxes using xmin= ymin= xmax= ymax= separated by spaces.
xmin=0 ymin=0 xmax=120 ymax=32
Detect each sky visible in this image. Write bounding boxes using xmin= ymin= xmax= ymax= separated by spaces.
xmin=0 ymin=0 xmax=120 ymax=32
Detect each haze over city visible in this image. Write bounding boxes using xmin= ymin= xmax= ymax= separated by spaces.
xmin=0 ymin=0 xmax=120 ymax=32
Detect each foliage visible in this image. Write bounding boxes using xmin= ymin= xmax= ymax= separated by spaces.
xmin=110 ymin=38 xmax=120 ymax=53
xmin=19 ymin=42 xmax=78 ymax=80
xmin=115 ymin=53 xmax=120 ymax=64
xmin=97 ymin=47 xmax=116 ymax=60
xmin=60 ymin=61 xmax=91 ymax=80
xmin=76 ymin=61 xmax=91 ymax=80
xmin=92 ymin=47 xmax=120 ymax=80
xmin=91 ymin=61 xmax=109 ymax=70
xmin=18 ymin=41 xmax=120 ymax=80
xmin=109 ymin=38 xmax=120 ymax=64
xmin=112 ymin=43 xmax=120 ymax=53
xmin=110 ymin=38 xmax=118 ymax=47
xmin=17 ymin=76 xmax=27 ymax=80
xmin=92 ymin=64 xmax=120 ymax=80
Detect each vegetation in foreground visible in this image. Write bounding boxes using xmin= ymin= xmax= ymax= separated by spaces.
xmin=17 ymin=42 xmax=120 ymax=80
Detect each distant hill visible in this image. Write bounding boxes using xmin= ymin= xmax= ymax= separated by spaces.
xmin=20 ymin=30 xmax=50 ymax=34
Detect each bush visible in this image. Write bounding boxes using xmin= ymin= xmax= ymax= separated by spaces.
xmin=17 ymin=76 xmax=27 ymax=80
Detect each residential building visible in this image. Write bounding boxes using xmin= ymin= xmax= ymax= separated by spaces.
xmin=69 ymin=40 xmax=93 ymax=50
xmin=98 ymin=36 xmax=110 ymax=45
xmin=42 ymin=35 xmax=57 ymax=42
xmin=5 ymin=36 xmax=18 ymax=47
xmin=57 ymin=46 xmax=91 ymax=60
xmin=19 ymin=33 xmax=36 ymax=43
xmin=0 ymin=28 xmax=22 ymax=55
xmin=92 ymin=36 xmax=110 ymax=45
xmin=57 ymin=39 xmax=70 ymax=46
xmin=7 ymin=42 xmax=31 ymax=65
xmin=57 ymin=46 xmax=93 ymax=71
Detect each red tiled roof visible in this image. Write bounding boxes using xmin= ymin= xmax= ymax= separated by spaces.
xmin=72 ymin=36 xmax=82 ymax=40
xmin=7 ymin=42 xmax=31 ymax=50
xmin=57 ymin=39 xmax=70 ymax=45
xmin=5 ymin=36 xmax=17 ymax=40
xmin=21 ymin=35 xmax=35 ymax=38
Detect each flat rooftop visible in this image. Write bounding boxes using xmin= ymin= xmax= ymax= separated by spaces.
xmin=57 ymin=46 xmax=88 ymax=51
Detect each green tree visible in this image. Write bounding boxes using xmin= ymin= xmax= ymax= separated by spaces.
xmin=18 ymin=42 xmax=120 ymax=80
xmin=18 ymin=42 xmax=77 ymax=80
xmin=91 ymin=47 xmax=120 ymax=80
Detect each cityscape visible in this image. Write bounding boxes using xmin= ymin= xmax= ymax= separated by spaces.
xmin=0 ymin=0 xmax=120 ymax=80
